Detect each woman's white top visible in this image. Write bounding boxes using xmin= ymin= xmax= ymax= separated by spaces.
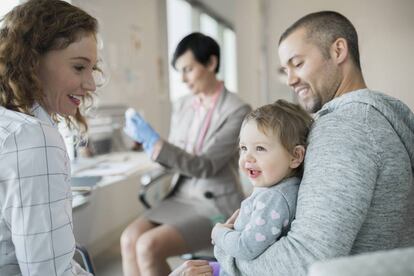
xmin=0 ymin=104 xmax=90 ymax=275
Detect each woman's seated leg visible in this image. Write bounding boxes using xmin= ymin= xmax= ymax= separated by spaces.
xmin=120 ymin=217 xmax=157 ymax=276
xmin=136 ymin=224 xmax=189 ymax=276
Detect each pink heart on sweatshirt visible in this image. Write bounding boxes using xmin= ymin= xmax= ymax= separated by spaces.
xmin=271 ymin=210 xmax=280 ymax=220
xmin=255 ymin=233 xmax=266 ymax=242
xmin=255 ymin=217 xmax=266 ymax=226
xmin=256 ymin=201 xmax=266 ymax=210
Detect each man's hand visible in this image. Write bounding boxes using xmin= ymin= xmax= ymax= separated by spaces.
xmin=168 ymin=260 xmax=212 ymax=276
xmin=211 ymin=209 xmax=240 ymax=245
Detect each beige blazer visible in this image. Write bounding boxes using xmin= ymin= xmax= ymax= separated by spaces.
xmin=155 ymin=87 xmax=251 ymax=216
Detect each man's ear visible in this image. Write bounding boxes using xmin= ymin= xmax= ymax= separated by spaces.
xmin=290 ymin=145 xmax=305 ymax=169
xmin=207 ymin=55 xmax=218 ymax=72
xmin=330 ymin=37 xmax=348 ymax=65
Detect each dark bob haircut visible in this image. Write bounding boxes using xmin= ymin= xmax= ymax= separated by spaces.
xmin=171 ymin=32 xmax=220 ymax=73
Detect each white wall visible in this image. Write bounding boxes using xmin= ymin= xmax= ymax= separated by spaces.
xmin=235 ymin=0 xmax=414 ymax=110
xmin=234 ymin=0 xmax=264 ymax=108
xmin=73 ymin=0 xmax=171 ymax=137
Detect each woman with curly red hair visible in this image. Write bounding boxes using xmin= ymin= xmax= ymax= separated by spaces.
xmin=0 ymin=0 xmax=100 ymax=275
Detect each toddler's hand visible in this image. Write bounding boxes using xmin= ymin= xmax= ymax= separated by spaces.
xmin=211 ymin=222 xmax=234 ymax=245
xmin=225 ymin=209 xmax=240 ymax=225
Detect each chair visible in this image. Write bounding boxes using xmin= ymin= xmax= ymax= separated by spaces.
xmin=75 ymin=244 xmax=96 ymax=274
xmin=308 ymin=246 xmax=414 ymax=276
xmin=138 ymin=168 xmax=216 ymax=261
xmin=139 ymin=167 xmax=173 ymax=209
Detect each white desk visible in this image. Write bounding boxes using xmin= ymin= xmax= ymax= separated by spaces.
xmin=71 ymin=151 xmax=158 ymax=256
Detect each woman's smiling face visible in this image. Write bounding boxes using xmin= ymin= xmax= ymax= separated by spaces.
xmin=38 ymin=33 xmax=98 ymax=116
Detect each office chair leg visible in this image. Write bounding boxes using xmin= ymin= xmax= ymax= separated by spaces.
xmin=75 ymin=244 xmax=96 ymax=274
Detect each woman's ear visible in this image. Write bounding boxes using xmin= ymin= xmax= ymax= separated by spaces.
xmin=207 ymin=55 xmax=218 ymax=72
xmin=290 ymin=145 xmax=305 ymax=169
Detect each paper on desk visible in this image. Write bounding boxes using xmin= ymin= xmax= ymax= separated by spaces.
xmin=75 ymin=161 xmax=137 ymax=177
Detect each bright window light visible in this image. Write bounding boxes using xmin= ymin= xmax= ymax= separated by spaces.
xmin=0 ymin=0 xmax=20 ymax=22
xmin=200 ymin=13 xmax=218 ymax=41
xmin=167 ymin=0 xmax=192 ymax=101
xmin=224 ymin=28 xmax=237 ymax=92
xmin=167 ymin=0 xmax=238 ymax=100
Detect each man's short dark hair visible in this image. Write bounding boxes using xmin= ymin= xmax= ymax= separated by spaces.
xmin=279 ymin=11 xmax=361 ymax=70
xmin=171 ymin=32 xmax=220 ymax=73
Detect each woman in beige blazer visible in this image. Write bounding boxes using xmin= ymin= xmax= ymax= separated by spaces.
xmin=121 ymin=32 xmax=251 ymax=276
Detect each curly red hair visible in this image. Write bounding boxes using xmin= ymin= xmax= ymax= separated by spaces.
xmin=0 ymin=0 xmax=98 ymax=132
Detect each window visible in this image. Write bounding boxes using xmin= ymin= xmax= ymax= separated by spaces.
xmin=167 ymin=0 xmax=237 ymax=101
xmin=223 ymin=28 xmax=237 ymax=93
xmin=166 ymin=0 xmax=192 ymax=101
xmin=0 ymin=0 xmax=21 ymax=24
xmin=200 ymin=13 xmax=218 ymax=40
xmin=1 ymin=0 xmax=72 ymax=26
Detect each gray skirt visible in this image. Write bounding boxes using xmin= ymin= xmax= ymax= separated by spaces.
xmin=144 ymin=194 xmax=226 ymax=251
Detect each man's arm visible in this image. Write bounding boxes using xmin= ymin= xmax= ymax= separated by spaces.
xmin=215 ymin=115 xmax=379 ymax=275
